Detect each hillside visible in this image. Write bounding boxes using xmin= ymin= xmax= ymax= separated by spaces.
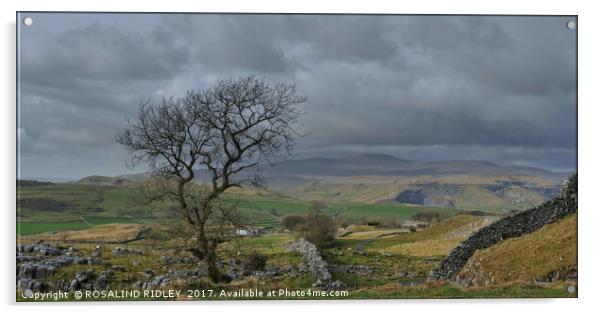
xmin=79 ymin=154 xmax=567 ymax=188
xmin=76 ymin=154 xmax=566 ymax=211
xmin=21 ymin=223 xmax=147 ymax=243
xmin=365 ymin=214 xmax=496 ymax=256
xmin=17 ymin=179 xmax=55 ymax=187
xmin=16 ymin=182 xmax=458 ymax=235
xmin=456 ymin=213 xmax=576 ymax=287
xmin=431 ymin=174 xmax=577 ymax=281
xmin=290 ymin=174 xmax=557 ymax=211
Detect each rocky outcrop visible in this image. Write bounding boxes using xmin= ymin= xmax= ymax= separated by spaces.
xmin=286 ymin=239 xmax=347 ymax=291
xmin=17 ymin=243 xmax=105 ymax=292
xmin=396 ymin=184 xmax=464 ymax=207
xmin=430 ymin=174 xmax=577 ymax=281
xmin=112 ymin=246 xmax=143 ymax=256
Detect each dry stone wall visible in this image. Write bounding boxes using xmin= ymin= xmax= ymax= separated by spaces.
xmin=286 ymin=239 xmax=346 ymax=291
xmin=430 ymin=174 xmax=577 ymax=281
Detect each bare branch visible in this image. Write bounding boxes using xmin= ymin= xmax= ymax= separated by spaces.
xmin=116 ymin=75 xmax=305 ymax=283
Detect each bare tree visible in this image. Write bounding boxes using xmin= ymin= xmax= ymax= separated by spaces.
xmin=117 ymin=76 xmax=305 ymax=282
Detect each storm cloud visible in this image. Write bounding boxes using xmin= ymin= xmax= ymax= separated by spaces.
xmin=17 ymin=13 xmax=577 ymax=179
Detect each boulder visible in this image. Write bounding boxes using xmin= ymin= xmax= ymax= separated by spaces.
xmin=93 ymin=275 xmax=108 ymax=291
xmin=324 ymin=280 xmax=347 ymax=291
xmin=111 ymin=247 xmax=142 ymax=256
xmin=18 ymin=264 xmax=37 ymax=280
xmin=75 ymin=268 xmax=94 ymax=283
xmin=69 ymin=279 xmax=80 ymax=291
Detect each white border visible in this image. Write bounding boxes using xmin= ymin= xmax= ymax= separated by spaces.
xmin=2 ymin=0 xmax=600 ymax=313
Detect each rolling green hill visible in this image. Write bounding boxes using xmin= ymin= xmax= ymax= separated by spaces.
xmin=17 ymin=182 xmax=457 ymax=235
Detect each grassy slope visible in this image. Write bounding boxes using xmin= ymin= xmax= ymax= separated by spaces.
xmin=457 ymin=213 xmax=577 ymax=286
xmin=365 ymin=215 xmax=493 ymax=256
xmin=342 ymin=202 xmax=455 ymax=221
xmin=20 ymin=224 xmax=146 ymax=243
xmin=291 ymin=180 xmax=407 ymax=204
xmin=17 ymin=184 xmax=164 ymax=235
xmin=291 ymin=175 xmax=551 ymax=210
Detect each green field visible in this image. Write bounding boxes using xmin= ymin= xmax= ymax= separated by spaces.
xmin=17 ymin=221 xmax=90 ymax=235
xmin=17 ymin=216 xmax=142 ymax=235
xmin=17 ymin=183 xmax=456 ymax=235
xmin=343 ymin=202 xmax=455 ymax=220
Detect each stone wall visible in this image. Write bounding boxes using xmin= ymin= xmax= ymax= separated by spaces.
xmin=286 ymin=239 xmax=346 ymax=291
xmin=430 ymin=174 xmax=577 ymax=281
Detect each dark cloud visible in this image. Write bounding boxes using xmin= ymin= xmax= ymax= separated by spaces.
xmin=16 ymin=13 xmax=577 ymax=179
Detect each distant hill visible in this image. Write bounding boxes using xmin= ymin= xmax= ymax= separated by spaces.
xmin=77 ymin=154 xmax=569 ymax=184
xmin=17 ymin=179 xmax=55 ymax=187
xmin=72 ymin=154 xmax=570 ymax=210
xmin=259 ymin=154 xmax=568 ymax=209
xmin=76 ymin=175 xmax=133 ymax=187
xmin=256 ymin=154 xmax=568 ymax=179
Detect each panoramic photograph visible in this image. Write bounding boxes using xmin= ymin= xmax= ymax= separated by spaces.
xmin=16 ymin=13 xmax=577 ymax=301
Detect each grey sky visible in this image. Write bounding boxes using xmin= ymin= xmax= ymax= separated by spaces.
xmin=17 ymin=13 xmax=577 ymax=180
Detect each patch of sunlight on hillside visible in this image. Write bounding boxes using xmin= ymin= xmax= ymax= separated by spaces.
xmin=383 ymin=238 xmax=463 ymax=257
xmin=457 ymin=213 xmax=577 ymax=285
xmin=365 ymin=214 xmax=492 ymax=253
xmin=21 ymin=223 xmax=146 ymax=243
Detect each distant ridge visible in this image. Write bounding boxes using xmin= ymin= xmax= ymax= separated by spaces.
xmin=76 ymin=175 xmax=133 ymax=187
xmin=75 ymin=154 xmax=570 ymax=184
xmin=257 ymin=154 xmax=569 ymax=179
xmin=17 ymin=179 xmax=55 ymax=187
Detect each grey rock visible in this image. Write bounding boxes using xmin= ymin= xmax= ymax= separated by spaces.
xmin=142 ymin=269 xmax=155 ymax=278
xmin=111 ymin=247 xmax=142 ymax=256
xmin=286 ymin=239 xmax=336 ymax=289
xmin=69 ymin=279 xmax=80 ymax=291
xmin=17 ymin=279 xmax=31 ymax=290
xmin=72 ymin=257 xmax=87 ymax=265
xmin=36 ymin=245 xmax=62 ymax=256
xmin=111 ymin=247 xmax=127 ymax=256
xmin=75 ymin=268 xmax=94 ymax=283
xmin=324 ymin=280 xmax=347 ymax=291
xmin=93 ymin=275 xmax=108 ymax=291
xmin=99 ymin=269 xmax=115 ymax=277
xmin=160 ymin=255 xmax=173 ymax=265
xmin=35 ymin=265 xmax=56 ymax=279
xmin=65 ymin=247 xmax=78 ymax=256
xmin=18 ymin=264 xmax=37 ymax=280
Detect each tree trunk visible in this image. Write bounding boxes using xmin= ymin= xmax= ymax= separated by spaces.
xmin=204 ymin=252 xmax=221 ymax=283
xmin=197 ymin=233 xmax=221 ymax=283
